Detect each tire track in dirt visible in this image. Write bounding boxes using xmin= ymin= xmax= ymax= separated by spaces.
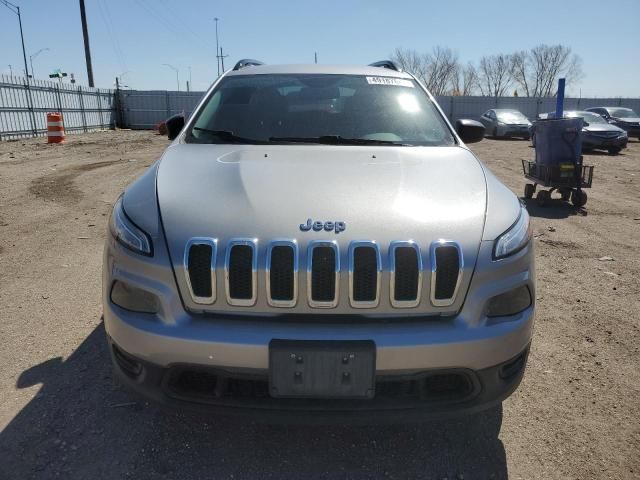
xmin=29 ymin=159 xmax=127 ymax=204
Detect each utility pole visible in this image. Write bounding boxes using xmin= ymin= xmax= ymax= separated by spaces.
xmin=79 ymin=0 xmax=94 ymax=87
xmin=314 ymin=52 xmax=318 ymax=64
xmin=214 ymin=17 xmax=220 ymax=77
xmin=8 ymin=64 xmax=13 ymax=77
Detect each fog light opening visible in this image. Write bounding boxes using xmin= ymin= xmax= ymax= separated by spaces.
xmin=112 ymin=344 xmax=143 ymax=378
xmin=110 ymin=280 xmax=159 ymax=314
xmin=486 ymin=285 xmax=532 ymax=318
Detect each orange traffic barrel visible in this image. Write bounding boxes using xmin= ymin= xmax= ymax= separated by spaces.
xmin=47 ymin=112 xmax=65 ymax=144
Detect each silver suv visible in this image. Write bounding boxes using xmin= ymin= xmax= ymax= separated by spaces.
xmin=104 ymin=60 xmax=535 ymax=420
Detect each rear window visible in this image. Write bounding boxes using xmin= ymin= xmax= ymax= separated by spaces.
xmin=187 ymin=74 xmax=455 ymax=146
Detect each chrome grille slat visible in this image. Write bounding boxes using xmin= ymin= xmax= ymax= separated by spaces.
xmin=307 ymin=240 xmax=339 ymax=308
xmin=184 ymin=238 xmax=217 ymax=305
xmin=430 ymin=240 xmax=463 ymax=307
xmin=349 ymin=241 xmax=381 ymax=308
xmin=266 ymin=240 xmax=298 ymax=308
xmin=224 ymin=239 xmax=258 ymax=306
xmin=389 ymin=241 xmax=422 ymax=308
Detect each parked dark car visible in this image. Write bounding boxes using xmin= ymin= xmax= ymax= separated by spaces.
xmin=532 ymin=111 xmax=628 ymax=155
xmin=585 ymin=107 xmax=640 ymax=139
xmin=479 ymin=109 xmax=532 ymax=139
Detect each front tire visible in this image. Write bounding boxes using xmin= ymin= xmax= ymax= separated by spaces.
xmin=608 ymin=147 xmax=621 ymax=155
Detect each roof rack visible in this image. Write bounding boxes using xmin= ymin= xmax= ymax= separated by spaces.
xmin=368 ymin=60 xmax=402 ymax=72
xmin=233 ymin=59 xmax=265 ymax=71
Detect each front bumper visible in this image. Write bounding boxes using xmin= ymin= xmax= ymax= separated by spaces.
xmin=583 ymin=134 xmax=628 ymax=150
xmin=109 ymin=335 xmax=530 ymax=421
xmin=103 ymin=230 xmax=535 ymax=418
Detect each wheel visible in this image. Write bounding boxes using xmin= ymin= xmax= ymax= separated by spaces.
xmin=571 ymin=190 xmax=588 ymax=208
xmin=493 ymin=127 xmax=498 ymax=138
xmin=560 ymin=190 xmax=571 ymax=201
xmin=608 ymin=147 xmax=621 ymax=155
xmin=536 ymin=190 xmax=550 ymax=207
xmin=524 ymin=183 xmax=535 ymax=199
xmin=531 ymin=133 xmax=536 ymax=147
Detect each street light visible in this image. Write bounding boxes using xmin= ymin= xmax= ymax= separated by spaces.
xmin=1 ymin=0 xmax=31 ymax=80
xmin=162 ymin=63 xmax=179 ymax=91
xmin=29 ymin=48 xmax=50 ymax=79
xmin=1 ymin=0 xmax=36 ymax=135
xmin=114 ymin=71 xmax=130 ymax=89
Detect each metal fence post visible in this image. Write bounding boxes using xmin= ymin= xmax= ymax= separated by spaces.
xmin=55 ymin=83 xmax=65 ymax=131
xmin=97 ymin=89 xmax=104 ymax=129
xmin=165 ymin=91 xmax=170 ymax=118
xmin=77 ymin=85 xmax=88 ymax=133
xmin=23 ymin=76 xmax=37 ymax=136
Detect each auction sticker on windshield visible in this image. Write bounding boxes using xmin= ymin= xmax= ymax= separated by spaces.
xmin=366 ymin=77 xmax=414 ymax=88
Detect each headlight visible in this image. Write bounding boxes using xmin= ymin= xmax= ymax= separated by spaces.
xmin=493 ymin=206 xmax=532 ymax=260
xmin=109 ymin=196 xmax=152 ymax=256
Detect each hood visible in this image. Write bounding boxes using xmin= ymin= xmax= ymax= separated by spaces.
xmin=614 ymin=117 xmax=640 ymax=125
xmin=584 ymin=123 xmax=625 ymax=133
xmin=156 ymin=144 xmax=488 ymax=315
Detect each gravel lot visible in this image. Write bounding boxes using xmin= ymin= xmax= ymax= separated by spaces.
xmin=0 ymin=130 xmax=638 ymax=479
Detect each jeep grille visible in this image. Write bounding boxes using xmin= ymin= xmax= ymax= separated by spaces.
xmin=184 ymin=239 xmax=463 ymax=311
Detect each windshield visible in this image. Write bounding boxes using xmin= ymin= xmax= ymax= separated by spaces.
xmin=566 ymin=112 xmax=607 ymax=124
xmin=187 ymin=74 xmax=455 ymax=146
xmin=496 ymin=110 xmax=529 ymax=123
xmin=610 ymin=108 xmax=639 ymax=119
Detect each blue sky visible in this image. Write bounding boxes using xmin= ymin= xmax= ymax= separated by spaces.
xmin=1 ymin=0 xmax=638 ymax=96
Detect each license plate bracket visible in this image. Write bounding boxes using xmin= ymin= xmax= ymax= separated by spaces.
xmin=269 ymin=340 xmax=376 ymax=399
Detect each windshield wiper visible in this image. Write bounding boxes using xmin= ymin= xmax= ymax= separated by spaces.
xmin=190 ymin=127 xmax=269 ymax=144
xmin=268 ymin=135 xmax=411 ymax=146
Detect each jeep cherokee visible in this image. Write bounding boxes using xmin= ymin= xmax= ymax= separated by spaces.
xmin=103 ymin=60 xmax=535 ymax=420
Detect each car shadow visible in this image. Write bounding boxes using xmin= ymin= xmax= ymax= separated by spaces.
xmin=1 ymin=322 xmax=509 ymax=480
xmin=521 ymin=197 xmax=585 ymax=219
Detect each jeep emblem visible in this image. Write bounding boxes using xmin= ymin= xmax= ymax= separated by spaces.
xmin=299 ymin=218 xmax=346 ymax=234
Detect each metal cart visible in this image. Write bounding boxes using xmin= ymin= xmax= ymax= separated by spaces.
xmin=521 ymin=159 xmax=594 ymax=207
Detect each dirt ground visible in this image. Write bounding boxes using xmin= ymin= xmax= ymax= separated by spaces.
xmin=0 ymin=130 xmax=638 ymax=480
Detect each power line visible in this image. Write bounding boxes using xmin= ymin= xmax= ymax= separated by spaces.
xmin=97 ymin=0 xmax=127 ymax=72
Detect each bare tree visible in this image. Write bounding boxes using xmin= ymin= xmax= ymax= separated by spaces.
xmin=511 ymin=44 xmax=583 ymax=97
xmin=391 ymin=46 xmax=459 ymax=96
xmin=478 ymin=54 xmax=513 ymax=97
xmin=452 ymin=62 xmax=478 ymax=96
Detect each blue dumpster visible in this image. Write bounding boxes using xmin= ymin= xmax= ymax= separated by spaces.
xmin=522 ymin=117 xmax=593 ymax=208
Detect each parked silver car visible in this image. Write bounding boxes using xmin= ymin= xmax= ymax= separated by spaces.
xmin=533 ymin=111 xmax=628 ymax=154
xmin=585 ymin=107 xmax=640 ymax=139
xmin=103 ymin=60 xmax=535 ymax=420
xmin=479 ymin=109 xmax=532 ymax=139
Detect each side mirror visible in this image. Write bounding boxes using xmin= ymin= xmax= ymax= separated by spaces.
xmin=583 ymin=121 xmax=590 ymax=127
xmin=166 ymin=113 xmax=185 ymax=140
xmin=456 ymin=119 xmax=485 ymax=144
